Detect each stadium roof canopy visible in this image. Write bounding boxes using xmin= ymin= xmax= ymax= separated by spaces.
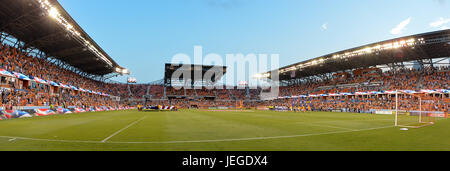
xmin=259 ymin=30 xmax=450 ymax=81
xmin=0 ymin=0 xmax=129 ymax=76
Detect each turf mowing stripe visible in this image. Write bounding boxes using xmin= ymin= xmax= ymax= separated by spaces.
xmin=100 ymin=116 xmax=147 ymax=143
xmin=0 ymin=125 xmax=394 ymax=144
xmin=104 ymin=125 xmax=394 ymax=144
xmin=296 ymin=122 xmax=356 ymax=131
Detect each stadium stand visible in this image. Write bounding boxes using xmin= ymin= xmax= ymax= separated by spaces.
xmin=0 ymin=43 xmax=119 ymax=107
xmin=0 ymin=0 xmax=133 ymax=118
xmin=273 ymin=66 xmax=449 ymax=113
xmin=0 ymin=0 xmax=448 ymax=121
xmin=134 ymin=30 xmax=449 ymax=117
xmin=260 ymin=29 xmax=450 ymax=116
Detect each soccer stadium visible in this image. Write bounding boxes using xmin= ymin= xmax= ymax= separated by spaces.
xmin=0 ymin=0 xmax=449 ymax=152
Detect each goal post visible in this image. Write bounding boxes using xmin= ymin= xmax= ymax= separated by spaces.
xmin=395 ymin=90 xmax=444 ymax=128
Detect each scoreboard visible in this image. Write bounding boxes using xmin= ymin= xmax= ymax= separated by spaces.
xmin=164 ymin=63 xmax=227 ymax=87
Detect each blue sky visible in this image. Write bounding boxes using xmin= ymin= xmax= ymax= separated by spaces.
xmin=58 ymin=0 xmax=450 ymax=83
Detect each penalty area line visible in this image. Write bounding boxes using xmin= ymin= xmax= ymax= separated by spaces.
xmin=296 ymin=122 xmax=356 ymax=131
xmin=0 ymin=125 xmax=394 ymax=144
xmin=105 ymin=125 xmax=395 ymax=144
xmin=100 ymin=116 xmax=147 ymax=143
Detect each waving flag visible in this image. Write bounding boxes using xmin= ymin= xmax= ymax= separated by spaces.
xmin=75 ymin=108 xmax=86 ymax=113
xmin=13 ymin=72 xmax=31 ymax=81
xmin=57 ymin=108 xmax=72 ymax=114
xmin=355 ymin=92 xmax=368 ymax=95
xmin=78 ymin=88 xmax=87 ymax=92
xmin=2 ymin=110 xmax=13 ymax=119
xmin=385 ymin=90 xmax=398 ymax=94
xmin=400 ymin=90 xmax=417 ymax=94
xmin=103 ymin=106 xmax=110 ymax=111
xmin=436 ymin=89 xmax=450 ymax=94
xmin=420 ymin=89 xmax=437 ymax=94
xmin=341 ymin=92 xmax=354 ymax=96
xmin=33 ymin=77 xmax=48 ymax=84
xmin=2 ymin=110 xmax=32 ymax=119
xmin=70 ymin=86 xmax=79 ymax=91
xmin=368 ymin=91 xmax=382 ymax=95
xmin=17 ymin=110 xmax=32 ymax=118
xmin=0 ymin=68 xmax=14 ymax=77
xmin=49 ymin=81 xmax=59 ymax=87
xmin=59 ymin=83 xmax=71 ymax=89
xmin=34 ymin=109 xmax=56 ymax=116
xmin=95 ymin=107 xmax=104 ymax=112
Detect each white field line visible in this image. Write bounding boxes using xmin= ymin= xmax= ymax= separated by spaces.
xmin=95 ymin=125 xmax=395 ymax=144
xmin=296 ymin=122 xmax=356 ymax=131
xmin=100 ymin=116 xmax=147 ymax=143
xmin=202 ymin=110 xmax=255 ymax=112
xmin=239 ymin=112 xmax=395 ymax=121
xmin=0 ymin=125 xmax=394 ymax=144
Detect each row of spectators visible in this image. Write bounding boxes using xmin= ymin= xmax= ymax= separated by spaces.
xmin=0 ymin=42 xmax=262 ymax=108
xmin=268 ymin=66 xmax=449 ymax=113
xmin=0 ymin=43 xmax=124 ymax=108
xmin=278 ymin=66 xmax=449 ymax=97
xmin=1 ymin=41 xmax=448 ymax=112
xmin=155 ymin=86 xmax=260 ymax=100
xmin=140 ymin=66 xmax=449 ymax=112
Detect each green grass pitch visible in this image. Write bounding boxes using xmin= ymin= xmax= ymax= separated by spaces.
xmin=0 ymin=110 xmax=449 ymax=151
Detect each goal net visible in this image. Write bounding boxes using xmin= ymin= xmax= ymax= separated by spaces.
xmin=395 ymin=91 xmax=447 ymax=128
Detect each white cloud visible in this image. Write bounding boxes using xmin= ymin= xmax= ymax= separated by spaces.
xmin=441 ymin=26 xmax=449 ymax=30
xmin=430 ymin=17 xmax=450 ymax=27
xmin=391 ymin=17 xmax=411 ymax=35
xmin=321 ymin=23 xmax=328 ymax=30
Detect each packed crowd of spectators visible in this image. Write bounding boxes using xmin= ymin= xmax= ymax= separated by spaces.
xmin=0 ymin=43 xmax=122 ymax=108
xmin=270 ymin=66 xmax=449 ymax=113
xmin=1 ymin=41 xmax=448 ymax=113
xmin=139 ymin=66 xmax=448 ymax=112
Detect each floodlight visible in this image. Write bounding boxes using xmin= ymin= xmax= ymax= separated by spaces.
xmin=49 ymin=7 xmax=59 ymax=19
